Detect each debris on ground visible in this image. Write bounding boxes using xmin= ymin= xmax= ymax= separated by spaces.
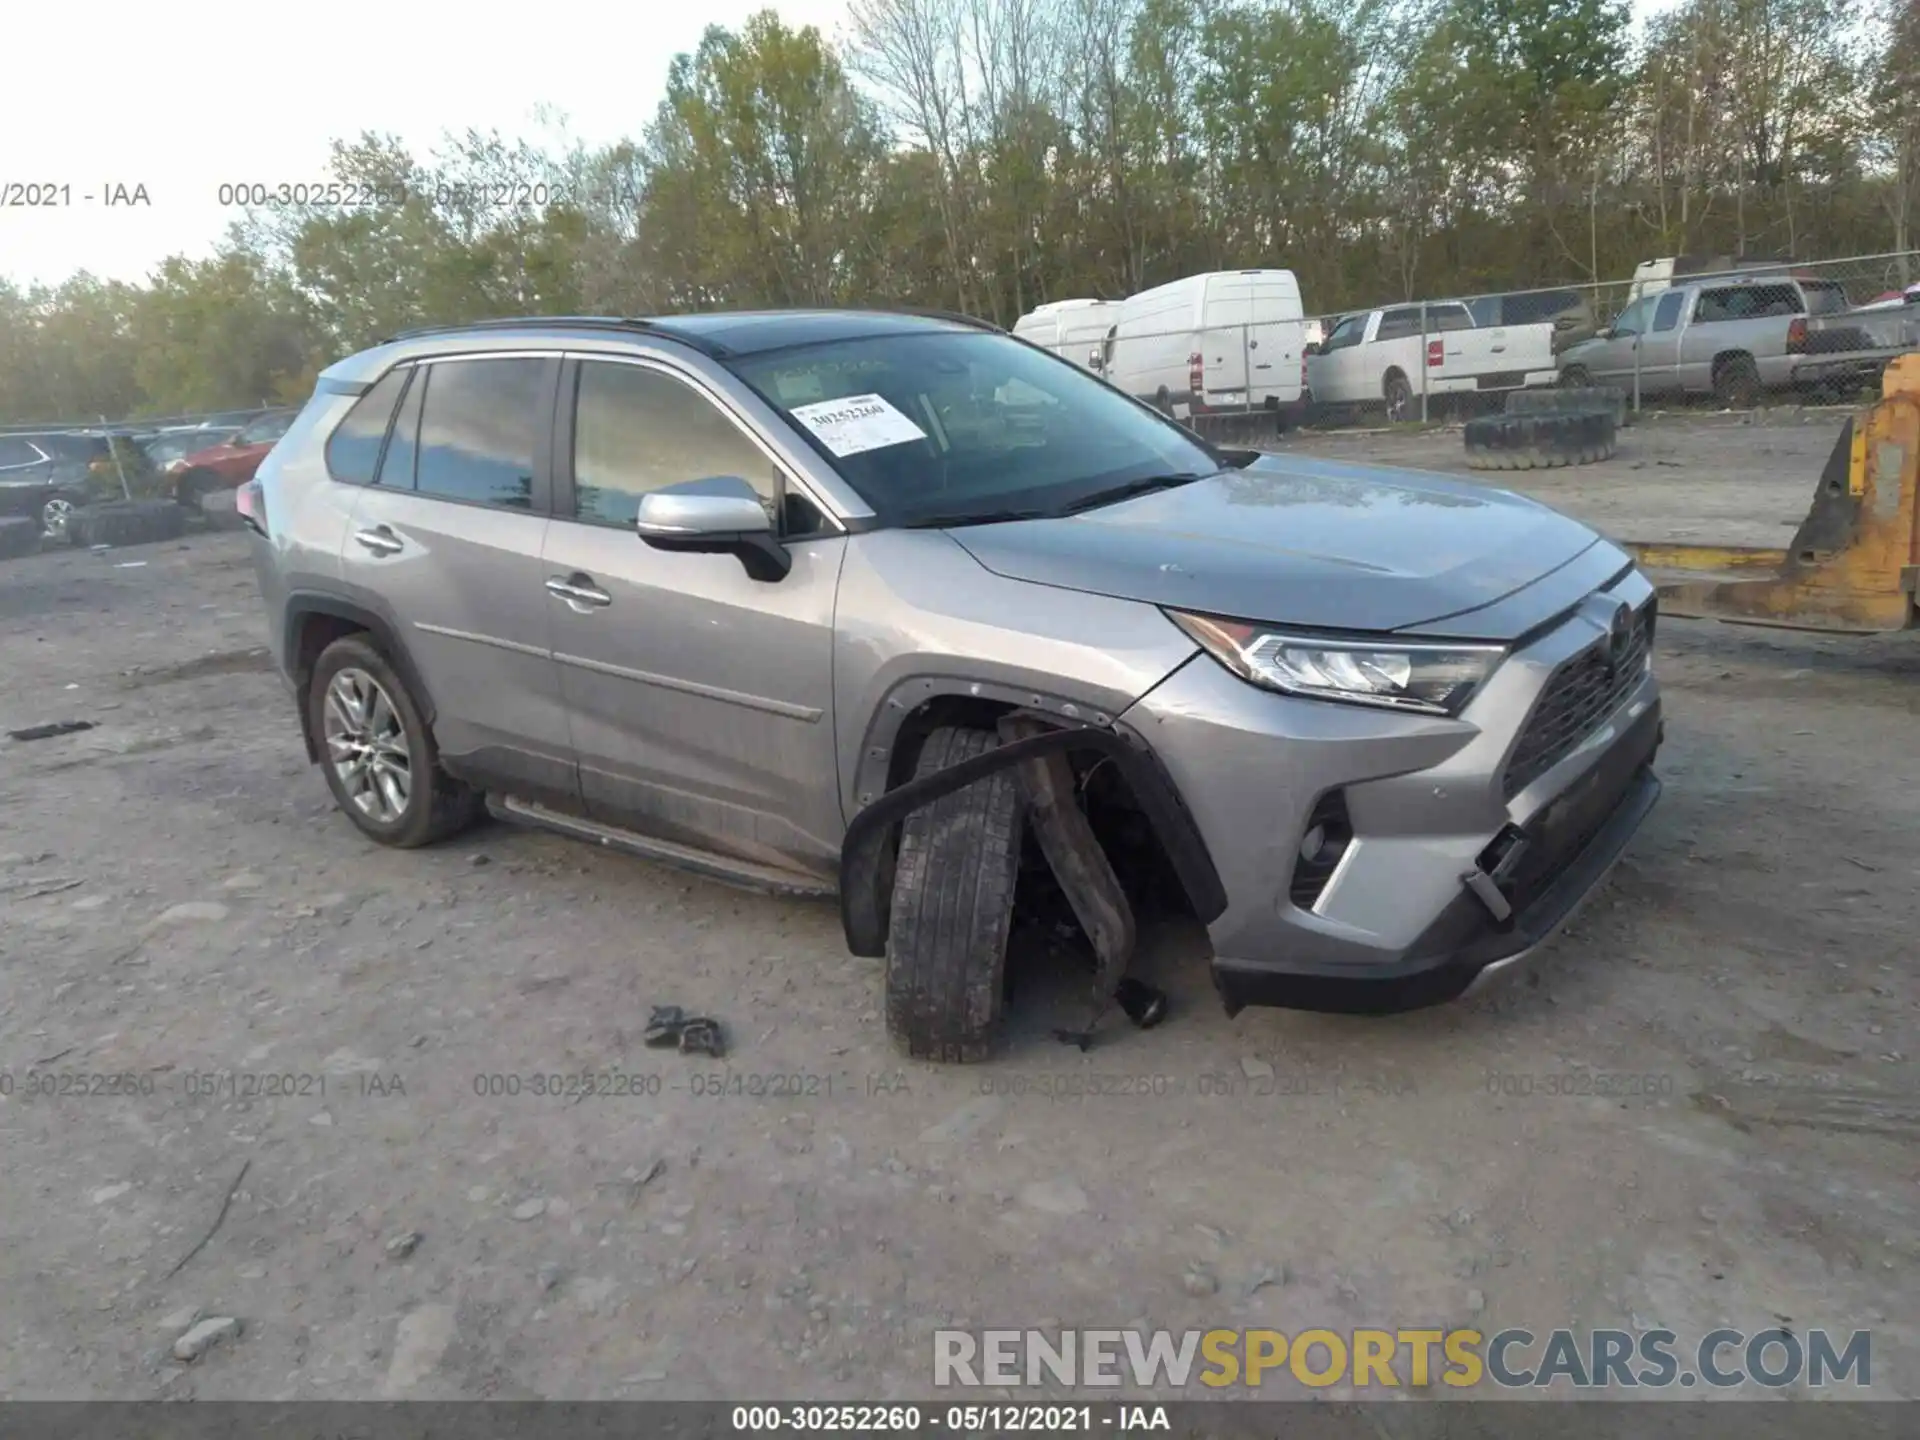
xmin=384 ymin=1231 xmax=423 ymax=1261
xmin=645 ymin=1006 xmax=727 ymax=1058
xmin=7 ymin=720 xmax=96 ymax=742
xmin=171 ymin=1316 xmax=241 ymax=1363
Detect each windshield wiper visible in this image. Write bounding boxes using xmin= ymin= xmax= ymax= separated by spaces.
xmin=1055 ymin=472 xmax=1211 ymax=515
xmin=901 ymin=507 xmax=1056 ymax=529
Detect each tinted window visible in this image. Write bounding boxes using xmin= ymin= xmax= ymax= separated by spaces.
xmin=378 ymin=368 xmax=425 ymax=489
xmin=1323 ymin=316 xmax=1365 ymax=350
xmin=324 ymin=369 xmax=408 ymax=484
xmin=413 ymin=358 xmax=547 ymax=509
xmin=1696 ymin=284 xmax=1802 ymax=323
xmin=728 ymin=330 xmax=1218 ymax=528
xmin=1376 ymin=308 xmax=1422 ymax=340
xmin=571 ymin=362 xmax=779 ymax=529
xmin=0 ymin=437 xmax=47 ymax=468
xmin=1652 ymin=291 xmax=1685 ymax=332
xmin=1800 ymin=281 xmax=1849 ymax=315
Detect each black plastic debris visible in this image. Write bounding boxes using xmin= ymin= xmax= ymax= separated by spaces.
xmin=8 ymin=720 xmax=96 ymax=742
xmin=644 ymin=1005 xmax=728 ymax=1058
xmin=1115 ymin=977 xmax=1169 ymax=1030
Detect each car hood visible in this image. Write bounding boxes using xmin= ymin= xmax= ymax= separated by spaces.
xmin=944 ymin=453 xmax=1605 ymax=638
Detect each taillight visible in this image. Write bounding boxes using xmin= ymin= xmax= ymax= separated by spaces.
xmin=235 ymin=478 xmax=267 ymax=537
xmin=1427 ymin=338 xmax=1444 ymax=368
xmin=1786 ymin=317 xmax=1808 ymax=353
xmin=1188 ymin=351 xmax=1204 ymax=393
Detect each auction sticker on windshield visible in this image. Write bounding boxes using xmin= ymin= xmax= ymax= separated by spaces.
xmin=789 ymin=394 xmax=928 ymax=456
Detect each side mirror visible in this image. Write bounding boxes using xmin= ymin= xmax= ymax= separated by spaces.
xmin=636 ymin=474 xmax=790 ymax=582
xmin=1595 ymin=327 xmax=1614 ymax=340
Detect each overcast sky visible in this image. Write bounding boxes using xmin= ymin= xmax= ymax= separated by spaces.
xmin=2 ymin=0 xmax=1675 ymax=290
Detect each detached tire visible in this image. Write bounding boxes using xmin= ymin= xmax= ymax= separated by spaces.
xmin=0 ymin=516 xmax=41 ymax=561
xmin=1464 ymin=410 xmax=1616 ymax=470
xmin=884 ymin=725 xmax=1024 ymax=1064
xmin=1506 ymin=384 xmax=1631 ymax=429
xmin=67 ymin=500 xmax=187 ymax=549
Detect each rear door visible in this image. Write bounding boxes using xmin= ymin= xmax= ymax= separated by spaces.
xmin=1198 ymin=275 xmax=1253 ymax=403
xmin=538 ymin=354 xmax=847 ymax=882
xmin=1245 ymin=276 xmax=1304 ymax=405
xmin=335 ymin=354 xmax=578 ymax=809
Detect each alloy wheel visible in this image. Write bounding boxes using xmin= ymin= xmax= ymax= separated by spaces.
xmin=322 ymin=667 xmax=413 ymax=823
xmin=41 ymin=497 xmax=73 ymax=539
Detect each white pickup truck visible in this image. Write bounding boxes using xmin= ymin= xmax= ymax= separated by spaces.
xmin=1305 ymin=301 xmax=1559 ymax=421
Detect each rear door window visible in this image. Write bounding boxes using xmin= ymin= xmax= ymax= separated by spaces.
xmin=412 ymin=358 xmax=551 ymax=510
xmin=1376 ymin=308 xmax=1422 ymax=341
xmin=1651 ymin=291 xmax=1686 ymax=332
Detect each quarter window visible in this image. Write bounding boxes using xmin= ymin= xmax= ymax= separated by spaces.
xmin=413 ymin=358 xmax=549 ymax=510
xmin=324 ymin=369 xmax=408 ymax=485
xmin=570 ymin=361 xmax=779 ymax=529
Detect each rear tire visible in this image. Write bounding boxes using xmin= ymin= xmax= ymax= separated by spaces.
xmin=1713 ymin=354 xmax=1762 ymax=409
xmin=1383 ymin=371 xmax=1413 ymax=423
xmin=309 ymin=635 xmax=481 ymax=849
xmin=884 ymin=725 xmax=1024 ymax=1064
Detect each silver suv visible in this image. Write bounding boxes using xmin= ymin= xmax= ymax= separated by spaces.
xmin=244 ymin=310 xmax=1663 ymax=1060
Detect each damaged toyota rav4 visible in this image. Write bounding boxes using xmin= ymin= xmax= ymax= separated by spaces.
xmin=244 ymin=309 xmax=1661 ymax=1061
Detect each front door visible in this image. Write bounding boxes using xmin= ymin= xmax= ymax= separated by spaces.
xmin=335 ymin=355 xmax=579 ymax=809
xmin=539 ymin=355 xmax=847 ymax=882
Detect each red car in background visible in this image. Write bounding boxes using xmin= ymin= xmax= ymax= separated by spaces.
xmin=168 ymin=409 xmax=298 ymax=504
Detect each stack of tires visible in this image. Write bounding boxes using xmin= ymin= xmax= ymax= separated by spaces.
xmin=1464 ymin=386 xmax=1625 ymax=471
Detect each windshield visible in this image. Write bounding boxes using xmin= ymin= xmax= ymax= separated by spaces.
xmin=727 ymin=330 xmax=1219 ymax=526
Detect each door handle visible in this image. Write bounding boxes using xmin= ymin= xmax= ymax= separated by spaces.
xmin=545 ymin=575 xmax=612 ymax=608
xmin=353 ymin=526 xmax=403 ymax=556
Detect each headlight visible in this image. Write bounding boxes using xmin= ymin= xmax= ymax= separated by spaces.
xmin=1167 ymin=611 xmax=1505 ymax=716
xmin=166 ymin=458 xmax=188 ymax=472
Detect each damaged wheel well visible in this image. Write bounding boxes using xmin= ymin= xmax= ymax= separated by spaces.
xmin=841 ymin=708 xmax=1224 ymax=959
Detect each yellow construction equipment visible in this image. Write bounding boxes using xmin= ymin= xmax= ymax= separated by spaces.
xmin=1621 ymin=353 xmax=1920 ymax=633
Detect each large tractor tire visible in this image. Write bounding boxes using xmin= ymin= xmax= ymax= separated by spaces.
xmin=1506 ymin=384 xmax=1632 ymax=429
xmin=66 ymin=500 xmax=188 ymax=549
xmin=1464 ymin=410 xmax=1617 ymax=471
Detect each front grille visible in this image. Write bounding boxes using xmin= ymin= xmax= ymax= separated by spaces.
xmin=1501 ymin=601 xmax=1653 ymax=801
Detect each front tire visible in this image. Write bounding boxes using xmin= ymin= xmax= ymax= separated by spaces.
xmin=1560 ymin=365 xmax=1593 ymax=388
xmin=309 ymin=635 xmax=480 ymax=848
xmin=884 ymin=725 xmax=1024 ymax=1063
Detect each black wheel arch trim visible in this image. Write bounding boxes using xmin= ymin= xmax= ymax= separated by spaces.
xmin=284 ymin=592 xmax=437 ymax=762
xmin=838 ymin=723 xmax=1227 ymax=957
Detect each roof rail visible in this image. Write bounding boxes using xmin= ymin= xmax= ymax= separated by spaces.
xmin=379 ymin=315 xmax=731 ymax=357
xmin=854 ymin=305 xmax=1005 ymax=333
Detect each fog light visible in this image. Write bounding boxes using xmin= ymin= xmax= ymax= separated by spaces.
xmin=1299 ymin=824 xmax=1326 ymax=863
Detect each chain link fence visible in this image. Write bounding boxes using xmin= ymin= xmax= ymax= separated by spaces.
xmin=1038 ymin=250 xmax=1920 ymax=440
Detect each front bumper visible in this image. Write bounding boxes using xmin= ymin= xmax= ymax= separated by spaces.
xmin=1122 ymin=565 xmax=1663 ymax=1014
xmin=1212 ymin=703 xmax=1660 ymax=1013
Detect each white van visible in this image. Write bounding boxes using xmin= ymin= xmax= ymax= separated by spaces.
xmin=1104 ymin=270 xmax=1307 ymax=422
xmin=1011 ymin=299 xmax=1120 ymax=375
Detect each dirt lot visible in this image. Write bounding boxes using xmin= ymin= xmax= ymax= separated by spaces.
xmin=1 ymin=411 xmax=1916 ymax=1402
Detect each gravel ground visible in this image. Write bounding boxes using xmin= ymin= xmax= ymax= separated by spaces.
xmin=1 ymin=429 xmax=1915 ymax=1402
